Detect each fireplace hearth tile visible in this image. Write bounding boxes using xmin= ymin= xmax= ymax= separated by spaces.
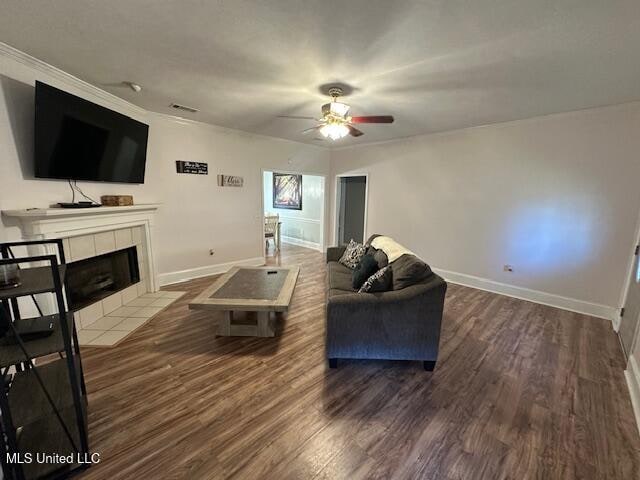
xmin=142 ymin=292 xmax=166 ymax=298
xmin=83 ymin=316 xmax=123 ymax=331
xmin=89 ymin=330 xmax=130 ymax=346
xmin=77 ymin=329 xmax=103 ymax=344
xmin=112 ymin=317 xmax=148 ymax=331
xmin=76 ymin=290 xmax=184 ymax=347
xmin=107 ymin=306 xmax=141 ymax=317
xmin=161 ymin=291 xmax=187 ymax=299
xmin=126 ymin=297 xmax=156 ymax=307
xmin=149 ymin=298 xmax=174 ymax=307
xmin=129 ymin=306 xmax=163 ymax=318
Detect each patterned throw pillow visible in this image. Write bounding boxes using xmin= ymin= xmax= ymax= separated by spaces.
xmin=338 ymin=239 xmax=366 ymax=270
xmin=358 ymin=265 xmax=392 ymax=293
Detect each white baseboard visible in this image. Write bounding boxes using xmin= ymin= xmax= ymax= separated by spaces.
xmin=432 ymin=267 xmax=618 ymax=322
xmin=625 ymin=355 xmax=640 ymax=436
xmin=612 ymin=315 xmax=622 ymax=332
xmin=158 ymin=256 xmax=265 ymax=286
xmin=281 ymin=235 xmax=322 ymax=252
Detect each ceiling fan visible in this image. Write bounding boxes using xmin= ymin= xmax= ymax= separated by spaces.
xmin=280 ymin=87 xmax=394 ymax=140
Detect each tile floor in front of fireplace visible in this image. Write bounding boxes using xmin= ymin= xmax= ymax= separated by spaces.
xmin=76 ymin=290 xmax=186 ymax=347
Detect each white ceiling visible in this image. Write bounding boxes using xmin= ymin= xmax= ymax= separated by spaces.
xmin=2 ymin=1 xmax=640 ymax=146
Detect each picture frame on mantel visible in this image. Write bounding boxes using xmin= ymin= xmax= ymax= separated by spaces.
xmin=273 ymin=173 xmax=302 ymax=210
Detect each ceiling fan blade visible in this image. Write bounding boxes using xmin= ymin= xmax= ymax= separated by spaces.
xmin=347 ymin=125 xmax=364 ymax=137
xmin=278 ymin=115 xmax=316 ymax=120
xmin=350 ymin=115 xmax=394 ymax=124
xmin=301 ymin=126 xmax=321 ymax=134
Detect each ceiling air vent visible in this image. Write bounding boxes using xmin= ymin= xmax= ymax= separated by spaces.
xmin=170 ymin=103 xmax=198 ymax=113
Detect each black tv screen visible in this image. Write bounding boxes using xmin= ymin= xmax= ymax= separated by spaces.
xmin=34 ymin=81 xmax=149 ymax=183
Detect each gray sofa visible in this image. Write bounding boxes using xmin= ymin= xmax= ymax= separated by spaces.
xmin=325 ymin=238 xmax=447 ymax=370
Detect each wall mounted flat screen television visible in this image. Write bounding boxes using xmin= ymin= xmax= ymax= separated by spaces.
xmin=34 ymin=81 xmax=149 ymax=183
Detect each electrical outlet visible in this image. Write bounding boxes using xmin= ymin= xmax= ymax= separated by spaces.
xmin=209 ymin=249 xmax=215 ymax=256
xmin=503 ymin=264 xmax=513 ymax=272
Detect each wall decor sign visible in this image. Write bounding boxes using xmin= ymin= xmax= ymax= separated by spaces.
xmin=273 ymin=173 xmax=302 ymax=210
xmin=176 ymin=161 xmax=208 ymax=174
xmin=217 ymin=175 xmax=244 ymax=187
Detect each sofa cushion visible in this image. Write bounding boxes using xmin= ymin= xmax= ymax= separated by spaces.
xmin=338 ymin=239 xmax=366 ymax=269
xmin=328 ymin=288 xmax=354 ymax=299
xmin=390 ymin=254 xmax=433 ymax=290
xmin=358 ymin=265 xmax=392 ymax=293
xmin=328 ymin=261 xmax=355 ymax=291
xmin=352 ymin=254 xmax=379 ymax=289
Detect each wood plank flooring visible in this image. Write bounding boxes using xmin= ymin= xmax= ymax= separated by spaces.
xmin=77 ymin=244 xmax=640 ymax=479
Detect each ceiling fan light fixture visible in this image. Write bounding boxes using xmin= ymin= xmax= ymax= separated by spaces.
xmin=329 ymin=101 xmax=350 ymax=117
xmin=320 ymin=123 xmax=349 ymax=140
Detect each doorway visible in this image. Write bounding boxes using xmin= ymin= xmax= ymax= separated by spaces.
xmin=620 ymin=242 xmax=640 ymax=357
xmin=335 ymin=174 xmax=368 ymax=245
xmin=261 ymin=170 xmax=326 ymax=257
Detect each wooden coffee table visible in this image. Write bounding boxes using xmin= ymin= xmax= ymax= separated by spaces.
xmin=188 ymin=266 xmax=299 ymax=337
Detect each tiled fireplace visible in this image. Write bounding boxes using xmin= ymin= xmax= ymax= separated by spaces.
xmin=2 ymin=204 xmax=162 ymax=337
xmin=66 ymin=246 xmax=140 ymax=312
xmin=61 ymin=225 xmax=151 ymax=327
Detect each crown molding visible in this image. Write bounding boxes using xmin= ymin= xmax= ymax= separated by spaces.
xmin=332 ymin=99 xmax=640 ymax=152
xmin=147 ymin=111 xmax=329 ymax=148
xmin=0 ymin=41 xmax=146 ymax=117
xmin=0 ymin=42 xmax=328 ymax=148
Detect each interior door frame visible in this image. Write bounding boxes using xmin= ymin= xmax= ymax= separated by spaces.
xmin=617 ymin=209 xmax=640 ymax=334
xmin=260 ymin=168 xmax=327 ymax=260
xmin=334 ymin=173 xmax=369 ymax=246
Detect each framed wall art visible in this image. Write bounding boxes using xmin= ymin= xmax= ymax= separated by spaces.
xmin=273 ymin=173 xmax=302 ymax=210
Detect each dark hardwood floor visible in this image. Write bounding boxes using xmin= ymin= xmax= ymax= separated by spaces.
xmin=78 ymin=244 xmax=640 ymax=479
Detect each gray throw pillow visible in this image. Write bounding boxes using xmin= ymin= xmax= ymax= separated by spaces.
xmin=366 ymin=247 xmax=389 ymax=269
xmin=358 ymin=265 xmax=392 ymax=293
xmin=338 ymin=239 xmax=366 ymax=270
xmin=391 ymin=254 xmax=433 ymax=290
xmin=352 ymin=254 xmax=379 ymax=289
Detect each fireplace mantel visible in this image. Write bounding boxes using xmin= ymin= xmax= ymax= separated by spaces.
xmin=3 ymin=204 xmax=160 ymax=218
xmin=2 ymin=204 xmax=160 ymax=294
xmin=2 ymin=204 xmax=161 ymax=236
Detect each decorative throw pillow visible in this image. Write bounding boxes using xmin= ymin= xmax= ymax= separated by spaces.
xmin=352 ymin=254 xmax=379 ymax=290
xmin=358 ymin=266 xmax=392 ymax=293
xmin=366 ymin=246 xmax=389 ymax=270
xmin=339 ymin=239 xmax=366 ymax=270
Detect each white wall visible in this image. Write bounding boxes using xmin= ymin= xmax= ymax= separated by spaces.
xmin=0 ymin=46 xmax=330 ymax=284
xmin=4 ymin=44 xmax=640 ymax=321
xmin=263 ymin=171 xmax=324 ymax=248
xmin=331 ymin=102 xmax=640 ymax=319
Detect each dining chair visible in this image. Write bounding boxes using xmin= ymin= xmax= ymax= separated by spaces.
xmin=264 ymin=214 xmax=280 ymax=251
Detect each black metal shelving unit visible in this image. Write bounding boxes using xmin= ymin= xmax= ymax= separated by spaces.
xmin=0 ymin=240 xmax=89 ymax=480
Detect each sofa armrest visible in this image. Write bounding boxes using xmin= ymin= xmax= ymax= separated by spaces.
xmin=326 ymin=246 xmax=347 ymax=263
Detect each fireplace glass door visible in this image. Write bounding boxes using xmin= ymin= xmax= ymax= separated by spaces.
xmin=65 ymin=246 xmax=140 ymax=311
